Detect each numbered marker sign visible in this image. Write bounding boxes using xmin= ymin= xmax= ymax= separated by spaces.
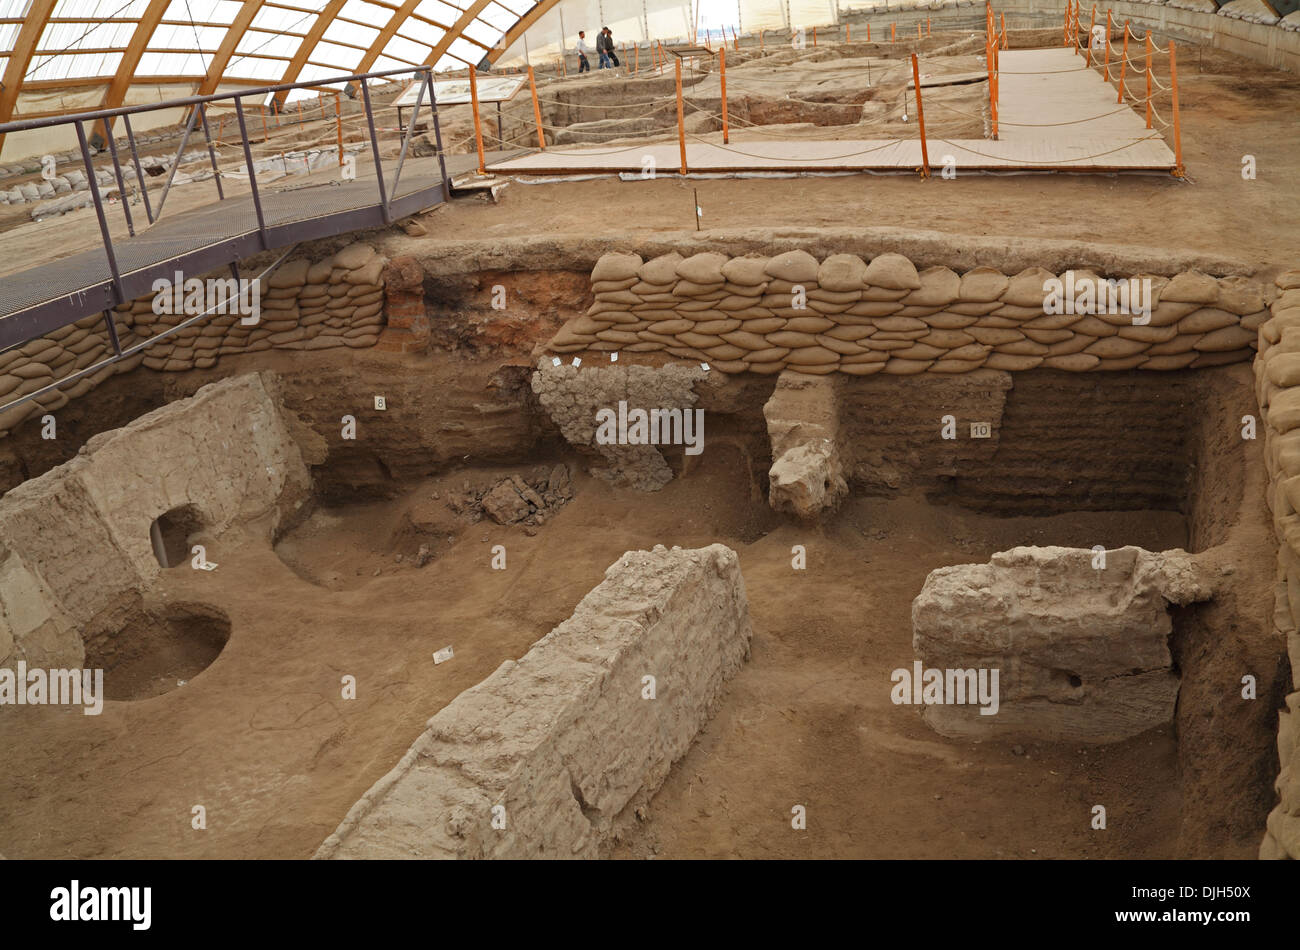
xmin=433 ymin=646 xmax=455 ymax=665
xmin=374 ymin=396 xmax=387 ymax=411
xmin=970 ymin=422 xmax=992 ymax=439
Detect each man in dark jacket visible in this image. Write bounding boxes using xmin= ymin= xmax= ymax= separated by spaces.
xmin=605 ymin=28 xmax=620 ymax=68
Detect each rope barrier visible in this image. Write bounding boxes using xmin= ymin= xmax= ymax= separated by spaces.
xmin=932 ymin=132 xmax=1166 ymax=164
xmin=532 ymin=127 xmax=679 ymax=155
xmin=683 ymin=132 xmax=909 ymax=162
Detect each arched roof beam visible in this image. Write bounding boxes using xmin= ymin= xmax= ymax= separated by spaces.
xmin=0 ymin=0 xmax=59 ymax=156
xmin=195 ymin=0 xmax=269 ymax=96
xmin=96 ymin=0 xmax=172 ymax=139
xmin=485 ymin=0 xmax=563 ymax=66
xmin=270 ymin=0 xmax=348 ymax=109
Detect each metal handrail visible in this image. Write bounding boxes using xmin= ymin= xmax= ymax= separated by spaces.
xmin=0 ymin=63 xmax=449 ymax=368
xmin=0 ymin=64 xmax=430 ymax=135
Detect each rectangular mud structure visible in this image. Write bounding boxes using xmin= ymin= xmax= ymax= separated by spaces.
xmin=315 ymin=544 xmax=752 ymax=859
xmin=912 ymin=545 xmax=1211 ymax=742
xmin=0 ymin=373 xmax=310 ymax=671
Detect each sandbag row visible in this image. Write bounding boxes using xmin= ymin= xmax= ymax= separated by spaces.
xmin=1254 ymin=267 xmax=1300 ymax=860
xmin=547 ymin=250 xmax=1270 ymax=377
xmin=0 ymin=241 xmax=386 ymax=437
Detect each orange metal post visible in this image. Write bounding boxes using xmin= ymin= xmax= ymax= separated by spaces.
xmin=917 ymin=22 xmax=921 ymax=40
xmin=989 ymin=40 xmax=999 ymax=138
xmin=469 ymin=64 xmax=486 ymax=175
xmin=1144 ymin=31 xmax=1152 ymax=128
xmin=634 ymin=43 xmax=639 ymax=73
xmin=1000 ymin=12 xmax=1007 ymax=49
xmin=1170 ymin=40 xmax=1184 ymax=176
xmin=813 ymin=26 xmax=817 ymax=46
xmin=720 ymin=46 xmax=729 ymax=144
xmin=528 ymin=66 xmax=545 ymax=149
xmin=1087 ymin=5 xmax=1096 ymax=67
xmin=846 ymin=23 xmax=850 ymax=43
xmin=911 ymin=53 xmax=930 ymax=179
xmin=891 ymin=22 xmax=896 ymax=43
xmin=927 ymin=17 xmax=931 ymax=35
xmin=675 ymin=57 xmax=687 ymax=173
xmin=1117 ymin=21 xmax=1129 ymax=102
xmin=1104 ymin=9 xmax=1112 ymax=80
xmin=867 ymin=24 xmax=870 ymax=42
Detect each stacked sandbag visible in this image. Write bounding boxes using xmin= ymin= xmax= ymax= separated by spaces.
xmin=0 ymin=240 xmax=385 ymax=437
xmin=0 ymin=315 xmax=141 ymax=436
xmin=547 ymin=251 xmax=1270 ymax=377
xmin=1217 ymin=0 xmax=1281 ymax=24
xmin=1253 ymin=266 xmax=1300 ymax=860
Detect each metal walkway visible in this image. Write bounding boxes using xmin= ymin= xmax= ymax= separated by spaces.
xmin=0 ymin=65 xmax=463 ymax=352
xmin=0 ymin=167 xmax=446 ymax=348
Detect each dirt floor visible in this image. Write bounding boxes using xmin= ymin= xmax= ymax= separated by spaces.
xmin=0 ymin=441 xmax=1200 ymax=859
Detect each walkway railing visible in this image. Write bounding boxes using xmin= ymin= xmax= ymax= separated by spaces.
xmin=0 ymin=65 xmax=450 ymax=353
xmin=1066 ymin=1 xmax=1185 ymax=176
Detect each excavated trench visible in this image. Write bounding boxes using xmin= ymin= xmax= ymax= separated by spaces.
xmin=0 ymin=299 xmax=1282 ymax=857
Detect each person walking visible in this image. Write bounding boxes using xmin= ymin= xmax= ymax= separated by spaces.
xmin=596 ymin=27 xmax=612 ymax=69
xmin=576 ymin=30 xmax=591 ymax=73
xmin=604 ymin=27 xmax=620 ymax=68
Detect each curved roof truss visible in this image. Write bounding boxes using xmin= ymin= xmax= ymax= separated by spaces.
xmin=0 ymin=0 xmax=544 ymax=154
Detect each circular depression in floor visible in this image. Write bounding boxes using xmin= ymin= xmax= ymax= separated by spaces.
xmin=84 ymin=602 xmax=232 ymax=701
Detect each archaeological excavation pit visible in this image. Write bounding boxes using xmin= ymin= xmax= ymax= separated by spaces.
xmin=0 ymin=2 xmax=1297 ymax=899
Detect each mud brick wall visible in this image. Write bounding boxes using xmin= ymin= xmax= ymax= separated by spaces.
xmin=315 ymin=543 xmax=752 ymax=860
xmin=0 ymin=373 xmax=310 ymax=672
xmin=0 ymin=241 xmax=386 ymax=438
xmin=1252 ymin=267 xmax=1300 ymax=859
xmin=545 ymin=250 xmax=1271 ymax=376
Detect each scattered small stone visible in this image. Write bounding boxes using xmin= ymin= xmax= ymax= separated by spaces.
xmin=373 ymin=567 xmax=382 ymax=576
xmin=482 ymin=479 xmax=531 ymax=524
xmin=416 ymin=544 xmax=433 ymax=567
xmin=1012 ymin=745 xmax=1025 ymax=756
